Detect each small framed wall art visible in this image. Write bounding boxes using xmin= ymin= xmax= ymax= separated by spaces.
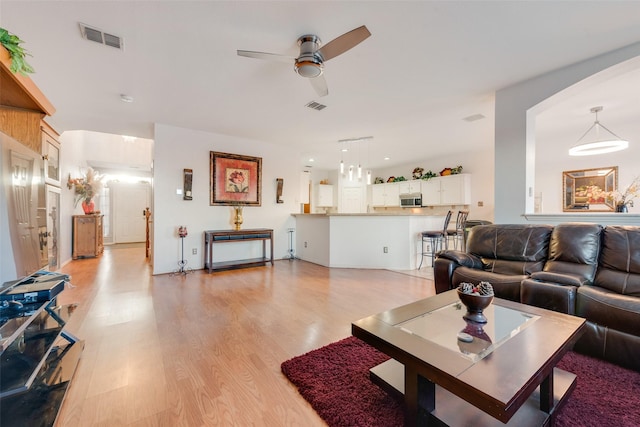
xmin=210 ymin=151 xmax=262 ymax=206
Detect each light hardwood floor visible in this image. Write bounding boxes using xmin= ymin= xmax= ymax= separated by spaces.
xmin=55 ymin=245 xmax=435 ymax=426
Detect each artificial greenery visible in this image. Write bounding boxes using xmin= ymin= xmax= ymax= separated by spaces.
xmin=0 ymin=28 xmax=35 ymax=75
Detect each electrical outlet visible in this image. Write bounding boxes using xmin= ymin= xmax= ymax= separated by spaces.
xmin=304 ymin=241 xmax=308 ymax=248
xmin=478 ymin=201 xmax=484 ymax=207
xmin=192 ymin=248 xmax=197 ymax=255
xmin=383 ymin=246 xmax=388 ymax=253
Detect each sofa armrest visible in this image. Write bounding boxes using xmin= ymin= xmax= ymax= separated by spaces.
xmin=437 ymin=250 xmax=483 ymax=269
xmin=521 ymin=278 xmax=577 ymax=315
xmin=434 ymin=251 xmax=484 ymax=294
xmin=529 ymin=271 xmax=588 ymax=287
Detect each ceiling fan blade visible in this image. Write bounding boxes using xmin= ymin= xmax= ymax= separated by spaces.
xmin=318 ymin=25 xmax=371 ymax=61
xmin=237 ymin=50 xmax=294 ymax=63
xmin=309 ymin=74 xmax=328 ymax=97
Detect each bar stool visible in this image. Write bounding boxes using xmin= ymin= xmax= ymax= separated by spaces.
xmin=418 ymin=210 xmax=452 ymax=269
xmin=447 ymin=210 xmax=469 ymax=251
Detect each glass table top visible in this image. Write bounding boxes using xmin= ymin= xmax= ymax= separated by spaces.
xmin=396 ymin=300 xmax=539 ymax=363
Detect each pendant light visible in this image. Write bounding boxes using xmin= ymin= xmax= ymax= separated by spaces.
xmin=569 ymin=106 xmax=629 ymax=156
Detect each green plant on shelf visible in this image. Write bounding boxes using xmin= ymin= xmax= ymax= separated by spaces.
xmin=0 ymin=28 xmax=35 ymax=75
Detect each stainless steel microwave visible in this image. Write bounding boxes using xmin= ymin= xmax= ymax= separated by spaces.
xmin=399 ymin=193 xmax=422 ymax=207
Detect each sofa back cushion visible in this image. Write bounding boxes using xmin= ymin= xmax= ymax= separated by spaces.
xmin=466 ymin=224 xmax=553 ymax=275
xmin=595 ymin=225 xmax=640 ymax=295
xmin=542 ymin=223 xmax=603 ymax=285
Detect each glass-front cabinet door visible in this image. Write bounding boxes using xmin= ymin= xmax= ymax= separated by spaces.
xmin=45 ymin=184 xmax=61 ymax=270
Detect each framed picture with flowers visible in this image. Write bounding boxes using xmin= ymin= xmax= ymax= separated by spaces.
xmin=562 ymin=166 xmax=617 ymax=212
xmin=210 ymin=151 xmax=262 ymax=206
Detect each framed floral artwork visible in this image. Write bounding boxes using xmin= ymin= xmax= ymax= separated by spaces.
xmin=210 ymin=151 xmax=262 ymax=206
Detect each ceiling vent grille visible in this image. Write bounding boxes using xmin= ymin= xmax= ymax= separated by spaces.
xmin=463 ymin=113 xmax=485 ymax=122
xmin=306 ymin=101 xmax=327 ymax=111
xmin=79 ymin=23 xmax=124 ymax=50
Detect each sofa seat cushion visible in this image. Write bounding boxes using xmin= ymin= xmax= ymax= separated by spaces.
xmin=576 ymin=285 xmax=640 ymax=337
xmin=452 ymin=266 xmax=526 ymax=302
xmin=595 ymin=225 xmax=640 ymax=295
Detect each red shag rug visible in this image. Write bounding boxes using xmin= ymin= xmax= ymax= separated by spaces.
xmin=281 ymin=336 xmax=640 ymax=427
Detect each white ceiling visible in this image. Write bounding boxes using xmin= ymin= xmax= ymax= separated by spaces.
xmin=3 ymin=1 xmax=640 ymax=171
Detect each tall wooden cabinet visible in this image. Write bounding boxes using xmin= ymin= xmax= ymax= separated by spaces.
xmin=72 ymin=215 xmax=104 ymax=259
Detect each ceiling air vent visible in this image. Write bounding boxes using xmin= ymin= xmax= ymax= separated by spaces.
xmin=463 ymin=113 xmax=486 ymax=122
xmin=306 ymin=101 xmax=327 ymax=111
xmin=79 ymin=23 xmax=124 ymax=50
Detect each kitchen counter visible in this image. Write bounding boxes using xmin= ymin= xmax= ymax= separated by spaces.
xmin=293 ymin=213 xmax=448 ymax=270
xmin=292 ymin=210 xmax=435 ymax=217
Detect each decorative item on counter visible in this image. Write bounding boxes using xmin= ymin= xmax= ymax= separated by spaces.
xmin=457 ymin=281 xmax=494 ymax=324
xmin=394 ymin=176 xmax=407 ymax=182
xmin=440 ymin=167 xmax=452 ymax=176
xmin=67 ymin=167 xmax=104 ymax=214
xmin=421 ymin=170 xmax=437 ymax=180
xmin=611 ymin=175 xmax=639 ymax=213
xmin=387 ymin=176 xmax=396 ymax=183
xmin=374 ymin=177 xmax=384 ymax=184
xmin=412 ymin=167 xmax=424 ymax=180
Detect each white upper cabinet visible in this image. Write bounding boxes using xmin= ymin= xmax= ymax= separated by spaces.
xmin=397 ymin=180 xmax=422 ymax=194
xmin=371 ymin=183 xmax=400 ymax=207
xmin=315 ymin=184 xmax=335 ymax=207
xmin=421 ymin=174 xmax=471 ymax=206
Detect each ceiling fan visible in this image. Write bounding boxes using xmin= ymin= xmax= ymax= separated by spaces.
xmin=237 ymin=25 xmax=371 ymax=97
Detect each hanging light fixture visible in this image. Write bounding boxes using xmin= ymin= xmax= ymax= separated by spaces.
xmin=366 ymin=170 xmax=372 ymax=185
xmin=569 ymin=106 xmax=629 ymax=156
xmin=339 ymin=136 xmax=373 ymax=178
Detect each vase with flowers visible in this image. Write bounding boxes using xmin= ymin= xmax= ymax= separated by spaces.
xmin=67 ymin=167 xmax=104 ymax=214
xmin=610 ymin=176 xmax=640 ymax=213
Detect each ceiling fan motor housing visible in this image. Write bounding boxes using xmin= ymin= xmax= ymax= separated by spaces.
xmin=295 ymin=34 xmax=324 ymax=78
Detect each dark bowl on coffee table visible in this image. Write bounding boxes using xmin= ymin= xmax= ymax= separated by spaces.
xmin=457 ymin=289 xmax=494 ymax=324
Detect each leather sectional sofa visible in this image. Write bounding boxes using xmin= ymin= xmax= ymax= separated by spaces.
xmin=434 ymin=223 xmax=640 ymax=371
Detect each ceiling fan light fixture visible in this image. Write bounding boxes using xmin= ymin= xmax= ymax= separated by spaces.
xmin=294 ymin=59 xmax=323 ymax=78
xmin=569 ymin=106 xmax=629 ymax=156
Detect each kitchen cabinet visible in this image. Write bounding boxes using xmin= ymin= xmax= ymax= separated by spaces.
xmin=315 ymin=184 xmax=335 ymax=207
xmin=72 ymin=215 xmax=104 ymax=259
xmin=397 ymin=180 xmax=422 ymax=194
xmin=421 ymin=174 xmax=471 ymax=206
xmin=371 ymin=183 xmax=400 ymax=207
xmin=41 ymin=122 xmax=61 ymax=186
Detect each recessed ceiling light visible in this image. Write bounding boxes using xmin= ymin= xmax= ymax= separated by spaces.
xmin=384 ymin=157 xmax=390 ymax=161
xmin=308 ymin=158 xmax=315 ymax=162
xmin=120 ymin=94 xmax=134 ymax=103
xmin=341 ymin=148 xmax=349 ymax=152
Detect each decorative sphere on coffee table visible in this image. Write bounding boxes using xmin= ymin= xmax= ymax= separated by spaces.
xmin=457 ymin=289 xmax=493 ymax=324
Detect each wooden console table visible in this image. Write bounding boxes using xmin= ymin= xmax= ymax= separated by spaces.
xmin=203 ymin=229 xmax=274 ymax=273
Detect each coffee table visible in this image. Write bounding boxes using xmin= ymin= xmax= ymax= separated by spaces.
xmin=352 ymin=290 xmax=585 ymax=426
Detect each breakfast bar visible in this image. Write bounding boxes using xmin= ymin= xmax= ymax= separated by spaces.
xmin=293 ymin=212 xmax=448 ymax=270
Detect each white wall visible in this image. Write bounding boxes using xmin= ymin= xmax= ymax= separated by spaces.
xmin=152 ymin=124 xmax=301 ymax=275
xmin=495 ymin=41 xmax=640 ymax=223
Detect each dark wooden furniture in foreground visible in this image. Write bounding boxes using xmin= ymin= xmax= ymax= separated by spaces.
xmin=203 ymin=228 xmax=274 ymax=273
xmin=0 ymin=271 xmax=84 ymax=427
xmin=352 ymin=290 xmax=586 ymax=427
